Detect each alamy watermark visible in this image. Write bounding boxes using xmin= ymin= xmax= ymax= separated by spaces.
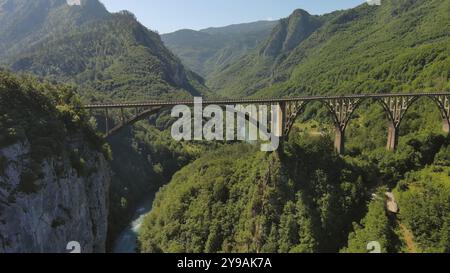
xmin=367 ymin=241 xmax=382 ymax=253
xmin=66 ymin=241 xmax=81 ymax=253
xmin=171 ymin=98 xmax=281 ymax=151
xmin=367 ymin=0 xmax=381 ymax=6
xmin=66 ymin=0 xmax=82 ymax=6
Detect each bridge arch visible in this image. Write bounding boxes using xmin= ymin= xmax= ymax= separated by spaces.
xmin=372 ymin=96 xmax=416 ymax=150
xmin=376 ymin=95 xmax=450 ymax=150
xmin=282 ymin=100 xmax=310 ymax=138
xmin=282 ymin=98 xmax=364 ymax=154
xmin=428 ymin=95 xmax=450 ymax=134
xmin=91 ymin=106 xmax=164 ymax=139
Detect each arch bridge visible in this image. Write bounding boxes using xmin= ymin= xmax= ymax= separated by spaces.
xmin=83 ymin=92 xmax=450 ymax=154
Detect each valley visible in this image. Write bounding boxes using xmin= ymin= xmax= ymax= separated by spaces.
xmin=0 ymin=0 xmax=449 ymax=254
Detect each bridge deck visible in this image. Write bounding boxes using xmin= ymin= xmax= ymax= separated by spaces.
xmin=82 ymin=92 xmax=450 ymax=109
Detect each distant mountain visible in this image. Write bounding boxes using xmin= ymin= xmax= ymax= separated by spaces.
xmin=208 ymin=0 xmax=450 ymax=98
xmin=0 ymin=0 xmax=109 ymax=58
xmin=206 ymin=9 xmax=329 ymax=97
xmin=260 ymin=9 xmax=323 ymax=58
xmin=1 ymin=0 xmax=209 ymax=101
xmin=161 ymin=21 xmax=276 ymax=78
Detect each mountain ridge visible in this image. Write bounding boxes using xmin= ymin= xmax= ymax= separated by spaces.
xmin=0 ymin=0 xmax=109 ymax=58
xmin=206 ymin=0 xmax=450 ymax=98
xmin=0 ymin=0 xmax=209 ymax=101
xmin=161 ymin=20 xmax=277 ymax=78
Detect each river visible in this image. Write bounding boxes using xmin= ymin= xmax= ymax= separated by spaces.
xmin=113 ymin=196 xmax=154 ymax=253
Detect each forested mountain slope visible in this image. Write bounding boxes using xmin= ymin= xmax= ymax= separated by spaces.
xmin=0 ymin=0 xmax=211 ymax=248
xmin=208 ymin=0 xmax=450 ymax=98
xmin=1 ymin=0 xmax=209 ymax=102
xmin=0 ymin=70 xmax=111 ymax=253
xmin=161 ymin=21 xmax=276 ymax=79
xmin=139 ymin=132 xmax=450 ymax=253
xmin=139 ymin=141 xmax=372 ymax=253
xmin=0 ymin=0 xmax=109 ymax=59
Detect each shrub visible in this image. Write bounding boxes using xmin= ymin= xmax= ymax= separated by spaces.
xmin=18 ymin=171 xmax=39 ymax=194
xmin=435 ymin=145 xmax=450 ymax=167
xmin=0 ymin=155 xmax=7 ymax=176
xmin=70 ymin=150 xmax=87 ymax=177
xmin=51 ymin=218 xmax=66 ymax=229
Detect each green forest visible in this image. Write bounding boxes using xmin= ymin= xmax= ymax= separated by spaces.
xmin=139 ymin=118 xmax=450 ymax=253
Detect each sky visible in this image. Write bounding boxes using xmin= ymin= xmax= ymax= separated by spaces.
xmin=100 ymin=0 xmax=367 ymax=34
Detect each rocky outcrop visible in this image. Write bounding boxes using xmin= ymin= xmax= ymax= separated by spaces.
xmin=260 ymin=9 xmax=322 ymax=58
xmin=0 ymin=138 xmax=111 ymax=253
xmin=385 ymin=192 xmax=399 ymax=214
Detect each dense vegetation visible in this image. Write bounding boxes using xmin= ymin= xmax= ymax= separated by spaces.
xmin=139 ymin=136 xmax=372 ymax=253
xmin=343 ymin=142 xmax=450 ymax=253
xmin=394 ymin=164 xmax=450 ymax=253
xmin=0 ymin=69 xmax=109 ymax=180
xmin=139 ymin=121 xmax=449 ymax=253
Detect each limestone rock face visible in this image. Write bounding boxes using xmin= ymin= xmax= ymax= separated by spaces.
xmin=0 ymin=139 xmax=111 ymax=253
xmin=385 ymin=192 xmax=399 ymax=214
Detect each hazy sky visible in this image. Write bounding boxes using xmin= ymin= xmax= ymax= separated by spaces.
xmin=100 ymin=0 xmax=367 ymax=34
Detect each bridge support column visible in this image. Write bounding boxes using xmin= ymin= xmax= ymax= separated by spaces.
xmin=276 ymin=102 xmax=287 ymax=141
xmin=387 ymin=123 xmax=399 ymax=151
xmin=105 ymin=108 xmax=109 ymax=135
xmin=324 ymin=98 xmax=361 ymax=155
xmin=381 ymin=96 xmax=417 ymax=151
xmin=433 ymin=95 xmax=450 ymax=135
xmin=334 ymin=126 xmax=345 ymax=155
xmin=443 ymin=118 xmax=450 ymax=134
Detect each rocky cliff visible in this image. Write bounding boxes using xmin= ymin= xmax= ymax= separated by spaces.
xmin=0 ymin=70 xmax=112 ymax=253
xmin=0 ymin=135 xmax=111 ymax=253
xmin=0 ymin=138 xmax=111 ymax=253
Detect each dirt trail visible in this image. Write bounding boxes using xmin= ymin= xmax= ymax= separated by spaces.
xmin=398 ymin=221 xmax=418 ymax=253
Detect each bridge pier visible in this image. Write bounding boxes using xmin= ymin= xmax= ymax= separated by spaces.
xmin=434 ymin=95 xmax=450 ymax=135
xmin=324 ymin=98 xmax=361 ymax=155
xmin=443 ymin=118 xmax=450 ymax=134
xmin=381 ymin=96 xmax=416 ymax=151
xmin=334 ymin=126 xmax=345 ymax=155
xmin=387 ymin=122 xmax=399 ymax=151
xmin=105 ymin=108 xmax=109 ymax=135
xmin=277 ymin=102 xmax=287 ymax=141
